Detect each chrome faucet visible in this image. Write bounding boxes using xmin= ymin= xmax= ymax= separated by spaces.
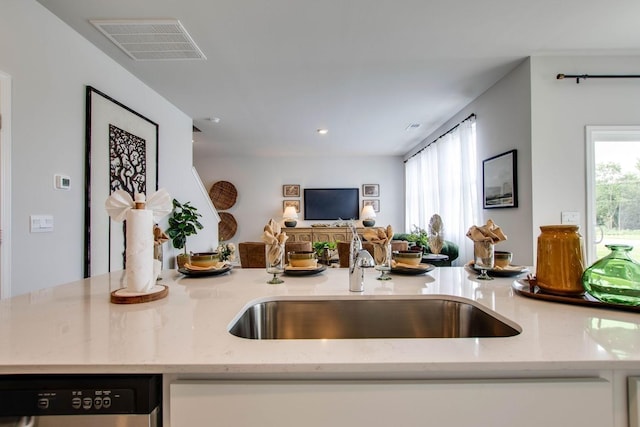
xmin=349 ymin=223 xmax=374 ymax=292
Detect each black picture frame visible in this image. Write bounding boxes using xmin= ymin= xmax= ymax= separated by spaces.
xmin=483 ymin=149 xmax=517 ymax=209
xmin=84 ymin=86 xmax=159 ymax=277
xmin=362 ymin=184 xmax=379 ymax=197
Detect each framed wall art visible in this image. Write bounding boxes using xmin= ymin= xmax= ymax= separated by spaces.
xmin=283 ymin=199 xmax=300 ymax=212
xmin=283 ymin=184 xmax=300 ymax=197
xmin=482 ymin=149 xmax=517 ymax=209
xmin=84 ymin=86 xmax=159 ymax=277
xmin=362 ymin=184 xmax=379 ymax=197
xmin=363 ymin=199 xmax=380 ymax=213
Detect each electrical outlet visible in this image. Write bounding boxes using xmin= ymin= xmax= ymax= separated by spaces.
xmin=561 ymin=211 xmax=580 ymax=225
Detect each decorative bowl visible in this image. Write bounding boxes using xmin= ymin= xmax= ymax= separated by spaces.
xmin=392 ymin=250 xmax=422 ymax=266
xmin=494 ymin=251 xmax=513 ymax=268
xmin=189 ymin=252 xmax=221 ymax=268
xmin=288 ymin=251 xmax=318 ymax=268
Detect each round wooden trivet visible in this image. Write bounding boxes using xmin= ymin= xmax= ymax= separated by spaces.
xmin=209 ymin=180 xmax=238 ymax=210
xmin=218 ymin=212 xmax=238 ymax=240
xmin=110 ymin=284 xmax=168 ymax=304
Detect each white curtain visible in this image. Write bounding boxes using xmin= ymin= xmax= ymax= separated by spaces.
xmin=405 ymin=117 xmax=479 ymax=265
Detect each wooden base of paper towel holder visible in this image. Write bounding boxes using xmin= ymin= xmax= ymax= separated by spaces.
xmin=110 ymin=284 xmax=168 ymax=304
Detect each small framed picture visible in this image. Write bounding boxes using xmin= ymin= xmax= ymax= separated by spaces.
xmin=283 ymin=199 xmax=300 ymax=213
xmin=362 ymin=184 xmax=379 ymax=197
xmin=363 ymin=199 xmax=380 ymax=213
xmin=282 ymin=184 xmax=300 ymax=197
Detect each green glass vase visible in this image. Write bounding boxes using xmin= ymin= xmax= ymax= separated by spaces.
xmin=582 ymin=244 xmax=640 ymax=305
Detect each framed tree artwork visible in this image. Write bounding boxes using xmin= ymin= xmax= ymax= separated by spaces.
xmin=84 ymin=86 xmax=159 ymax=277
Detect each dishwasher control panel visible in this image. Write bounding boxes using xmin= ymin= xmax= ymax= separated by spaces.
xmin=32 ymin=387 xmax=135 ymax=414
xmin=0 ymin=374 xmax=161 ymax=417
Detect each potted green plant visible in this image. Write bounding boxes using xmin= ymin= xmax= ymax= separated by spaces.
xmin=313 ymin=241 xmax=337 ymax=265
xmin=406 ymin=226 xmax=429 ymax=252
xmin=166 ymin=199 xmax=203 ymax=267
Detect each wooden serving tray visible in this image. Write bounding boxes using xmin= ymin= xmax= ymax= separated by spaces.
xmin=512 ymin=279 xmax=640 ymax=313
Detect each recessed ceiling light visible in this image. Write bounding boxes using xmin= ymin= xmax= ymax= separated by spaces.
xmin=406 ymin=123 xmax=421 ymax=131
xmin=317 ymin=128 xmax=329 ymax=135
xmin=206 ymin=117 xmax=221 ymax=123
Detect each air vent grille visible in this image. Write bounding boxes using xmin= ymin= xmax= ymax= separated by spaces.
xmin=90 ymin=19 xmax=206 ymax=61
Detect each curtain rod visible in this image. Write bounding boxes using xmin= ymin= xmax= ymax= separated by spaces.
xmin=557 ymin=73 xmax=640 ymax=84
xmin=405 ymin=113 xmax=476 ymax=162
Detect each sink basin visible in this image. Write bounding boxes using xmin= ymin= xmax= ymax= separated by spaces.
xmin=229 ymin=296 xmax=521 ymax=339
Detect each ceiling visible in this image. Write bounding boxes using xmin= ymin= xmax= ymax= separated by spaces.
xmin=36 ymin=0 xmax=640 ymax=158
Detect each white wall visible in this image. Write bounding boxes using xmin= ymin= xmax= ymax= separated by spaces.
xmin=193 ymin=154 xmax=405 ymax=244
xmin=406 ymin=59 xmax=534 ymax=265
xmin=0 ymin=0 xmax=218 ymax=296
xmin=530 ymin=56 xmax=640 ymax=255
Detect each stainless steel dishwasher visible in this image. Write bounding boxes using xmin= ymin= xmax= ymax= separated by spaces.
xmin=0 ymin=374 xmax=161 ymax=426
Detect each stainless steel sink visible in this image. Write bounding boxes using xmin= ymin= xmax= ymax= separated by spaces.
xmin=229 ymin=296 xmax=521 ymax=339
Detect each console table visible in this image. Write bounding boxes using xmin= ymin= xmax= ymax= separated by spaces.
xmin=284 ymin=227 xmax=382 ymax=243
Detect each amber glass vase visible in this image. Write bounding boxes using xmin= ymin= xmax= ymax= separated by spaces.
xmin=535 ymin=225 xmax=585 ymax=296
xmin=582 ymin=245 xmax=640 ymax=306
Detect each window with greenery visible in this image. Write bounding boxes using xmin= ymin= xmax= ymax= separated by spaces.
xmin=586 ymin=126 xmax=640 ymax=262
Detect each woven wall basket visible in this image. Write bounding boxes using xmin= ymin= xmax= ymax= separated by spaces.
xmin=218 ymin=212 xmax=238 ymax=240
xmin=209 ymin=181 xmax=238 ymax=210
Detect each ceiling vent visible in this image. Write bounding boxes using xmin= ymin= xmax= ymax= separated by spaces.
xmin=90 ymin=19 xmax=206 ymax=61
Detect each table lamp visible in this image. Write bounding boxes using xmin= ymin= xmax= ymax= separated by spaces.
xmin=361 ymin=205 xmax=376 ymax=227
xmin=283 ymin=206 xmax=298 ymax=227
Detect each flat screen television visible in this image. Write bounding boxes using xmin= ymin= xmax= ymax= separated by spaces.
xmin=304 ymin=188 xmax=359 ymax=220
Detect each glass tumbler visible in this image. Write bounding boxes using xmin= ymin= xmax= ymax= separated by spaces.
xmin=474 ymin=240 xmax=494 ymax=280
xmin=265 ymin=243 xmax=285 ymax=284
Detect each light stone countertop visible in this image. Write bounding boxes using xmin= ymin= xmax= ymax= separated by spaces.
xmin=1 ymin=266 xmax=639 ymax=377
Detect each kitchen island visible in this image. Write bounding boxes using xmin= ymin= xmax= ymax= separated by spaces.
xmin=1 ymin=267 xmax=639 ymax=426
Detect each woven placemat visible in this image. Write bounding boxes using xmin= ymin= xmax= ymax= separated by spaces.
xmin=209 ymin=181 xmax=238 ymax=210
xmin=218 ymin=212 xmax=238 ymax=240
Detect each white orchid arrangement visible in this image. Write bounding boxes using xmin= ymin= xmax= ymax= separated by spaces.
xmin=217 ymin=241 xmax=236 ymax=262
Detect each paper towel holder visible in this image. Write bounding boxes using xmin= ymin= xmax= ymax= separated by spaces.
xmin=110 ymin=284 xmax=168 ymax=304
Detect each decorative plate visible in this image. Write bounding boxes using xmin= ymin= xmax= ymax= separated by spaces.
xmin=422 ymin=253 xmax=449 ymax=261
xmin=178 ymin=265 xmax=233 ymax=277
xmin=471 ymin=264 xmax=529 ymax=277
xmin=391 ymin=263 xmax=435 ymax=275
xmin=283 ymin=264 xmax=327 ymax=276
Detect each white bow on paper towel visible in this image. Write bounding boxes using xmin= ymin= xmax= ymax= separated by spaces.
xmin=105 ymin=189 xmax=172 ymax=293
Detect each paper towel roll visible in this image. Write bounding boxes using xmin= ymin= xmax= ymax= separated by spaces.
xmin=125 ymin=209 xmax=155 ymax=293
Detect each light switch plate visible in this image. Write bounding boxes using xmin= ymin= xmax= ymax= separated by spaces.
xmin=561 ymin=211 xmax=580 ymax=225
xmin=30 ymin=215 xmax=54 ymax=233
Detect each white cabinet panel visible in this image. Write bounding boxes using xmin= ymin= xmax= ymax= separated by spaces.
xmin=171 ymin=378 xmax=612 ymax=427
xmin=629 ymin=377 xmax=640 ymax=427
